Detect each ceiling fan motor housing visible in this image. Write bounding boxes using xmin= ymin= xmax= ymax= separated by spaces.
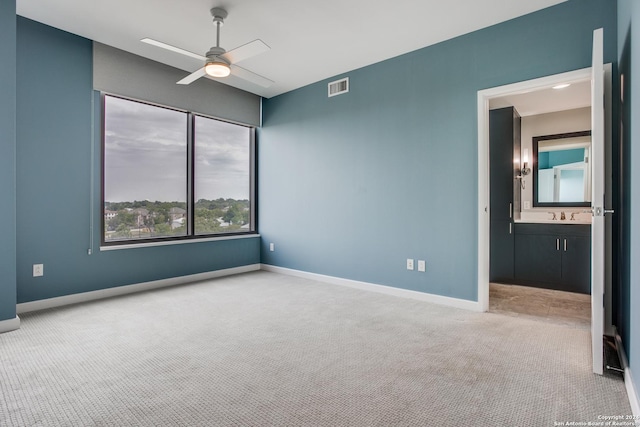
xmin=206 ymin=46 xmax=228 ymax=63
xmin=210 ymin=7 xmax=228 ymax=24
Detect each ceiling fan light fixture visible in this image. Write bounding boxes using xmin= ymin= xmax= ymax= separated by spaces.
xmin=205 ymin=60 xmax=231 ymax=78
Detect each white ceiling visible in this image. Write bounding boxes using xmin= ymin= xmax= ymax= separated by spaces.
xmin=17 ymin=0 xmax=567 ymax=98
xmin=490 ymin=79 xmax=591 ymax=117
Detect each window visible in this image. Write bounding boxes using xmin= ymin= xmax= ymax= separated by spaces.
xmin=102 ymin=94 xmax=255 ymax=245
xmin=194 ymin=116 xmax=252 ymax=235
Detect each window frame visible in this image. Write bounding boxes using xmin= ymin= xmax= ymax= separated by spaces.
xmin=100 ymin=93 xmax=257 ymax=247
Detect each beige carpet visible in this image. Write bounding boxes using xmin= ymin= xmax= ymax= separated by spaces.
xmin=0 ymin=271 xmax=632 ymax=426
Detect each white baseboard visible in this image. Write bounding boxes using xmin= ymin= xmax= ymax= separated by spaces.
xmin=17 ymin=264 xmax=261 ymax=314
xmin=626 ymin=369 xmax=640 ymax=422
xmin=260 ymin=264 xmax=482 ymax=312
xmin=0 ymin=316 xmax=20 ymax=334
xmin=615 ymin=332 xmax=640 ymax=420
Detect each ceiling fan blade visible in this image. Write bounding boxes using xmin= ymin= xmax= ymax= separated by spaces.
xmin=141 ymin=38 xmax=206 ymax=61
xmin=230 ymin=64 xmax=274 ymax=88
xmin=220 ymin=39 xmax=270 ymax=64
xmin=177 ymin=68 xmax=207 ymax=85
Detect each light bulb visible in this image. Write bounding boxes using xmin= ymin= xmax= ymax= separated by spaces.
xmin=205 ymin=61 xmax=231 ymax=78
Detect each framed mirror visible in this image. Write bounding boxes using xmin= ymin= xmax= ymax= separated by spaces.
xmin=533 ymin=130 xmax=591 ymax=207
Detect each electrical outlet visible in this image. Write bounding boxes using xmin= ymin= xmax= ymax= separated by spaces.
xmin=269 ymin=243 xmax=275 ymax=252
xmin=524 ymin=201 xmax=531 ymax=209
xmin=418 ymin=260 xmax=426 ymax=272
xmin=406 ymin=259 xmax=414 ymax=270
xmin=33 ymin=264 xmax=43 ymax=277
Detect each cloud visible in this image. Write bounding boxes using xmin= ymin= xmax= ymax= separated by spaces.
xmin=194 ymin=116 xmax=250 ymax=200
xmin=104 ymin=96 xmax=251 ymax=202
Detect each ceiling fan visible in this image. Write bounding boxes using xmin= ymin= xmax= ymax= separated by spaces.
xmin=142 ymin=7 xmax=273 ymax=87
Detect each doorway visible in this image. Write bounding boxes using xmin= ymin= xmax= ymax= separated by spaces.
xmin=489 ymin=78 xmax=592 ymax=325
xmin=477 ymin=61 xmax=614 ymax=374
xmin=477 ymin=66 xmax=592 ymax=307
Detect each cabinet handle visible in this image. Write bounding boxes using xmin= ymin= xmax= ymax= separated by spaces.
xmin=564 ymin=239 xmax=567 ymax=252
xmin=509 ymin=203 xmax=512 ymax=219
xmin=556 ymin=239 xmax=560 ymax=251
xmin=509 ymin=223 xmax=512 ymax=234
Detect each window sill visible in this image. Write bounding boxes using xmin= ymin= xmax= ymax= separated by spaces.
xmin=100 ymin=233 xmax=260 ymax=251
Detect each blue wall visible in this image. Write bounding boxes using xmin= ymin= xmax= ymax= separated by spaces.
xmin=539 ymin=148 xmax=586 ymax=169
xmin=15 ymin=18 xmax=260 ymax=303
xmin=0 ymin=0 xmax=17 ymax=322
xmin=617 ymin=0 xmax=639 ymax=383
xmin=259 ymin=0 xmax=617 ymax=302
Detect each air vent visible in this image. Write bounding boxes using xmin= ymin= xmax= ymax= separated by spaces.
xmin=328 ymin=77 xmax=349 ymax=97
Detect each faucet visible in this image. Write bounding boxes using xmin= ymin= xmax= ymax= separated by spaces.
xmin=560 ymin=212 xmax=566 ymax=220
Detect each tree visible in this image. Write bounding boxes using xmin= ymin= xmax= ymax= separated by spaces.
xmin=154 ymin=223 xmax=171 ymax=236
xmin=114 ymin=223 xmax=133 ymax=239
xmin=107 ymin=210 xmax=136 ymax=231
xmin=223 ymin=204 xmax=242 ymax=224
xmin=194 ymin=216 xmax=222 ymax=233
xmin=172 ymin=224 xmax=187 ymax=235
xmin=105 ymin=198 xmax=250 ymax=239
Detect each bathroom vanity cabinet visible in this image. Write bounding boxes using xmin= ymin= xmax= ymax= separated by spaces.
xmin=514 ymin=223 xmax=591 ymax=294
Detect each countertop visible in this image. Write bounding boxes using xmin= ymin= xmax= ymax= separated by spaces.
xmin=515 ymin=210 xmax=592 ymax=225
xmin=514 ymin=218 xmax=591 ymax=225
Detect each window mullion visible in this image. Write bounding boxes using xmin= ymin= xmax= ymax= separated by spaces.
xmin=187 ymin=113 xmax=195 ymax=237
xmin=250 ymin=128 xmax=256 ymax=232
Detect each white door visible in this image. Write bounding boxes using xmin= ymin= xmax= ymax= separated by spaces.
xmin=590 ymin=27 xmax=605 ymax=376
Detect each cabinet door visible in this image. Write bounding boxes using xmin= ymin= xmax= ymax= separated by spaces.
xmin=490 ymin=220 xmax=514 ymax=282
xmin=490 ymin=108 xmax=515 ymax=221
xmin=561 ymin=235 xmax=591 ymax=294
xmin=515 ymin=233 xmax=561 ymax=285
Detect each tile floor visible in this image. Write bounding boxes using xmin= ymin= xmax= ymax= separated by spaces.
xmin=489 ymin=283 xmax=591 ymax=329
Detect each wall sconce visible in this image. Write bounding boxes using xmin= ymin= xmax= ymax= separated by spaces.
xmin=521 ymin=148 xmax=531 ymax=177
xmin=516 ymin=149 xmax=531 ymax=189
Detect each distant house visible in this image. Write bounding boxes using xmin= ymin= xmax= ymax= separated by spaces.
xmin=169 ymin=207 xmax=186 ymax=221
xmin=104 ymin=210 xmax=117 ymax=221
xmin=171 ymin=217 xmax=185 ymax=230
xmin=131 ymin=208 xmax=149 ymax=227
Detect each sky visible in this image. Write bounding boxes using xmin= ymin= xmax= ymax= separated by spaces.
xmin=194 ymin=115 xmax=250 ymax=202
xmin=104 ymin=96 xmax=250 ymax=202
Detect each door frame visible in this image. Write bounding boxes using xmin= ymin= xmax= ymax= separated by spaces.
xmin=477 ymin=65 xmax=613 ymax=327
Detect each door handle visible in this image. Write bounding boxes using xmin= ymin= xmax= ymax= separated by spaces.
xmin=556 ymin=238 xmax=560 ymax=251
xmin=586 ymin=207 xmax=616 ymax=216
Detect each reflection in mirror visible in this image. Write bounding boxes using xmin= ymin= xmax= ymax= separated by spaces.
xmin=533 ymin=131 xmax=591 ymax=207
